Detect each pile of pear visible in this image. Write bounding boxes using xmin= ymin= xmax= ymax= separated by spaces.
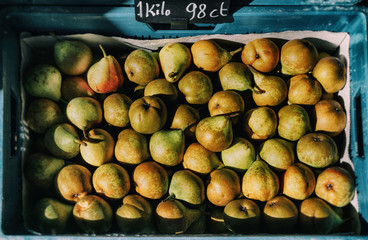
xmin=22 ymin=34 xmax=359 ymax=236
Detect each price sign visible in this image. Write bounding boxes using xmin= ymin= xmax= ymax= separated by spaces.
xmin=134 ymin=0 xmax=232 ymax=24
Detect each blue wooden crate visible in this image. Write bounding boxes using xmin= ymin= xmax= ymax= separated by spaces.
xmin=0 ymin=4 xmax=368 ymax=239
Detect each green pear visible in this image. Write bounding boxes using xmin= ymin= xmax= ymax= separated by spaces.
xmin=34 ymin=198 xmax=73 ymax=234
xmin=144 ymin=78 xmax=178 ymax=104
xmin=149 ymin=129 xmax=185 ymax=167
xmin=159 ymin=42 xmax=191 ymax=82
xmin=169 ymin=169 xmax=205 ymax=205
xmin=53 ymin=38 xmax=93 ymax=76
xmin=24 ymin=152 xmax=65 ymax=189
xmin=247 ymin=65 xmax=287 ymax=106
xmin=242 ymin=160 xmax=279 ymax=202
xmin=155 ymin=198 xmax=202 ymax=234
xmin=44 ymin=123 xmax=82 ymax=159
xmin=103 ymin=93 xmax=133 ymax=128
xmin=87 ymin=44 xmax=124 ymax=94
xmin=56 ymin=164 xmax=92 ymax=203
xmin=278 ymin=104 xmax=312 ymax=141
xmin=195 ymin=115 xmax=233 ymax=152
xmin=115 ymin=194 xmax=155 ymax=234
xmin=125 ymin=49 xmax=160 ymax=85
xmin=259 ymin=138 xmax=295 ymax=171
xmin=80 ymin=129 xmax=115 ymax=167
xmin=206 ymin=168 xmax=242 ymax=207
xmin=114 ymin=128 xmax=150 ymax=165
xmin=191 ymin=39 xmax=242 ymax=72
xmin=23 ymin=64 xmax=62 ymax=101
xmin=66 ymin=96 xmax=103 ymax=137
xmin=221 ymin=137 xmax=256 ymax=173
xmin=61 ymin=76 xmax=95 ymax=101
xmin=224 ymin=198 xmax=261 ymax=234
xmin=73 ymin=195 xmax=113 ymax=234
xmin=178 ymin=71 xmax=213 ymax=104
xmin=219 ymin=62 xmax=258 ymax=92
xmin=26 ymin=98 xmax=66 ymax=134
xmin=182 ymin=142 xmax=223 ymax=175
xmin=92 ymin=163 xmax=130 ymax=201
xmin=299 ymin=198 xmax=345 ymax=234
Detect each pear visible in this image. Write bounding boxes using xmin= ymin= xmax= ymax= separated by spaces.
xmin=185 ymin=213 xmax=207 ymax=234
xmin=287 ymin=74 xmax=322 ymax=105
xmin=155 ymin=198 xmax=202 ymax=234
xmin=299 ymin=198 xmax=345 ymax=234
xmin=144 ymin=78 xmax=179 ymax=103
xmin=282 ymin=162 xmax=316 ymax=201
xmin=103 ymin=93 xmax=133 ymax=128
xmin=114 ymin=128 xmax=150 ymax=166
xmin=183 ymin=142 xmax=223 ymax=175
xmin=243 ymin=106 xmax=277 ymax=140
xmin=206 ymin=168 xmax=241 ymax=207
xmin=259 ymin=138 xmax=295 ymax=171
xmin=92 ymin=163 xmax=131 ymax=201
xmin=208 ymin=90 xmax=245 ymax=119
xmin=66 ymin=96 xmax=103 ymax=137
xmin=247 ymin=65 xmax=287 ymax=106
xmin=159 ymin=42 xmax=191 ymax=82
xmin=195 ymin=115 xmax=233 ymax=152
xmin=149 ymin=129 xmax=185 ymax=167
xmin=221 ymin=137 xmax=255 ymax=173
xmin=280 ymin=39 xmax=318 ymax=75
xmin=296 ymin=132 xmax=339 ymax=168
xmin=128 ymin=96 xmax=167 ymax=134
xmin=23 ymin=64 xmax=62 ymax=101
xmin=224 ymin=198 xmax=261 ymax=234
xmin=278 ymin=104 xmax=312 ymax=141
xmin=191 ymin=39 xmax=242 ymax=72
xmin=169 ymin=169 xmax=205 ymax=205
xmin=34 ymin=198 xmax=73 ymax=234
xmin=115 ymin=194 xmax=155 ymax=234
xmin=53 ymin=38 xmax=92 ymax=76
xmin=124 ymin=49 xmax=160 ymax=85
xmin=87 ymin=44 xmax=124 ymax=93
xmin=219 ymin=62 xmax=259 ymax=92
xmin=73 ymin=195 xmax=113 ymax=234
xmin=241 ymin=38 xmax=280 ymax=73
xmin=61 ymin=76 xmax=95 ymax=101
xmin=26 ymin=98 xmax=66 ymax=134
xmin=262 ymin=196 xmax=298 ymax=233
xmin=80 ymin=128 xmax=115 ymax=167
xmin=133 ymin=161 xmax=169 ymax=199
xmin=56 ymin=164 xmax=92 ymax=203
xmin=314 ymin=99 xmax=347 ymax=135
xmin=313 ymin=56 xmax=347 ymax=93
xmin=24 ymin=153 xmax=65 ymax=190
xmin=242 ymin=160 xmax=279 ymax=202
xmin=170 ymin=104 xmax=200 ymax=137
xmin=315 ymin=166 xmax=355 ymax=207
xmin=44 ymin=123 xmax=82 ymax=159
xmin=178 ymin=71 xmax=213 ymax=105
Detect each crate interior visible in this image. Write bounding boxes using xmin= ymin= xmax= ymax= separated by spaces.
xmin=1 ymin=5 xmax=368 ymax=238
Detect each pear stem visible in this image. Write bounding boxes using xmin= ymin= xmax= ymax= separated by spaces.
xmin=82 ymin=129 xmax=88 ymax=139
xmin=230 ymin=47 xmax=242 ymax=56
xmin=164 ymin=194 xmax=175 ymax=202
xmin=99 ymin=44 xmax=107 ymax=58
xmin=74 ymin=139 xmax=87 ymax=146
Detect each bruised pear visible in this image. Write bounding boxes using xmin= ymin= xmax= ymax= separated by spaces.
xmin=87 ymin=44 xmax=124 ymax=93
xmin=159 ymin=42 xmax=191 ymax=82
xmin=124 ymin=49 xmax=160 ymax=85
xmin=195 ymin=115 xmax=233 ymax=152
xmin=191 ymin=39 xmax=241 ymax=72
xmin=56 ymin=164 xmax=92 ymax=203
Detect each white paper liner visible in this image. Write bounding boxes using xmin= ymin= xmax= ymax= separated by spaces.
xmin=20 ymin=31 xmax=354 ymax=235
